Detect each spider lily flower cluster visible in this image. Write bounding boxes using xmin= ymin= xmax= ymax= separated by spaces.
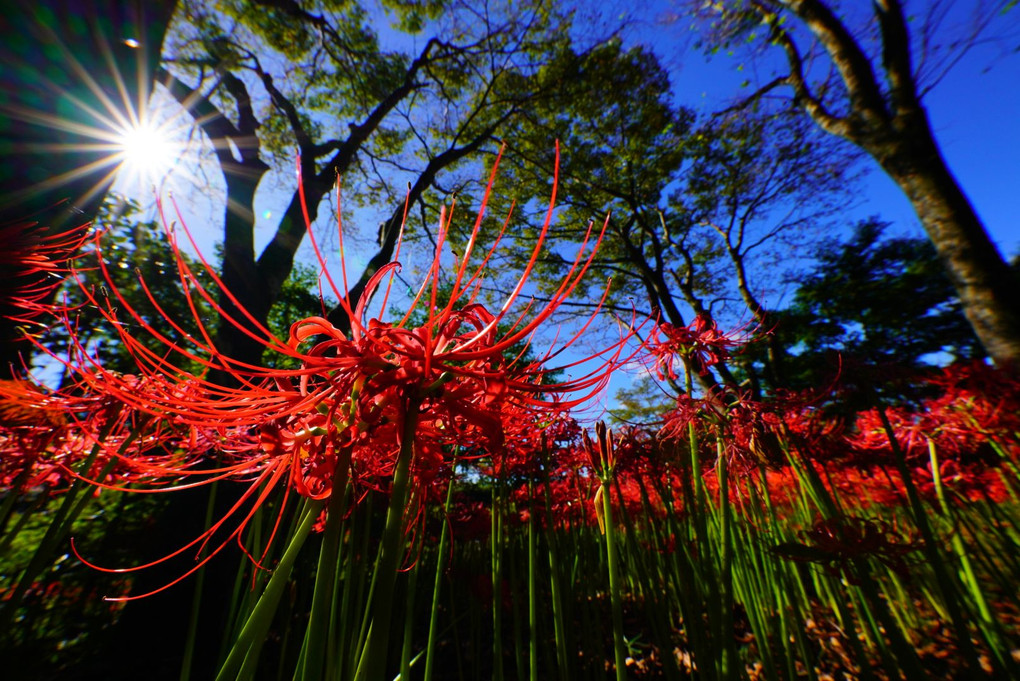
xmin=649 ymin=313 xmax=745 ymax=380
xmin=22 ymin=146 xmax=640 ymax=594
xmin=0 ymin=217 xmax=90 ymax=330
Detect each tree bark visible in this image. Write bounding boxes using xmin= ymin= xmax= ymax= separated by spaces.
xmin=872 ymin=121 xmax=1020 ymax=368
xmin=747 ymin=0 xmax=1020 ymax=368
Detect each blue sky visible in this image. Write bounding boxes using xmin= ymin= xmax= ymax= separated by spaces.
xmin=118 ymin=2 xmax=1020 ymax=255
xmin=117 ymin=1 xmax=1020 ymax=289
xmin=622 ymin=1 xmax=1020 ymax=259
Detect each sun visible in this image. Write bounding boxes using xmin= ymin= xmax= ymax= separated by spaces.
xmin=116 ymin=119 xmax=178 ymax=182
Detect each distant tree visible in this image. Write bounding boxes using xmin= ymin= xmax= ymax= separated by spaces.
xmin=488 ymin=40 xmax=850 ymax=395
xmin=155 ymin=0 xmax=574 ymax=382
xmin=684 ymin=107 xmax=854 ymax=390
xmin=609 ymin=375 xmax=676 ymax=426
xmin=757 ymin=218 xmax=985 ymax=402
xmin=693 ymin=0 xmax=1020 ymax=368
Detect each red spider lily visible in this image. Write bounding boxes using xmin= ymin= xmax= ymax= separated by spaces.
xmin=849 ymin=362 xmax=1020 ymax=464
xmin=445 ymin=495 xmax=492 ymax=541
xmin=496 ymin=404 xmax=583 ymax=480
xmin=499 ymin=409 xmax=598 ymax=530
xmin=45 ymin=144 xmax=642 ymax=597
xmin=649 ymin=313 xmax=745 ymax=381
xmin=0 ymin=375 xmax=221 ymax=498
xmin=0 ymin=217 xmax=89 ymax=329
xmin=0 ymin=378 xmax=69 ymax=429
xmin=659 ymin=390 xmax=789 ymax=471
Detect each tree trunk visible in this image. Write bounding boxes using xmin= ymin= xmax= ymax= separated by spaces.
xmin=742 ymin=0 xmax=1020 ymax=369
xmin=872 ymin=125 xmax=1020 ymax=368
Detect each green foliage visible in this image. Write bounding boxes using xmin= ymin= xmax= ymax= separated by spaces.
xmin=765 ymin=218 xmax=985 ymax=396
xmin=0 ymin=492 xmax=168 ymax=678
xmin=609 ymin=375 xmax=676 ymax=426
xmin=481 ymin=37 xmax=852 ymax=363
xmin=39 ymin=197 xmax=216 ymax=378
xmin=486 ymin=40 xmax=714 ymax=315
xmin=380 ymin=0 xmax=445 ymax=33
xmin=39 ymin=197 xmax=337 ymax=376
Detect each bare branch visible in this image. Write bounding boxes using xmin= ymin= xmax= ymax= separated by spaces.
xmin=777 ymin=0 xmax=890 ymax=120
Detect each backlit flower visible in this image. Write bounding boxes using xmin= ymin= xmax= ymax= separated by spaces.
xmin=650 ymin=313 xmax=744 ymax=381
xmin=49 ymin=145 xmax=640 ymax=596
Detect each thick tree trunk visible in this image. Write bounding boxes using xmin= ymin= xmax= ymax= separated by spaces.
xmin=872 ymin=126 xmax=1020 ymax=368
xmin=746 ymin=0 xmax=1020 ymax=369
xmin=212 ymin=178 xmax=274 ymax=378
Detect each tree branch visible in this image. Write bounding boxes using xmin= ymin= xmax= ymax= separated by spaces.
xmin=327 ymin=123 xmax=502 ymax=333
xmin=753 ymin=5 xmax=852 ymax=137
xmin=874 ymin=0 xmax=921 ymax=116
xmin=777 ymin=0 xmax=890 ymax=121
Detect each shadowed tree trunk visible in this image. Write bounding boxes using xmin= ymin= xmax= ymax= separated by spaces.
xmin=871 ymin=115 xmax=1019 ymax=367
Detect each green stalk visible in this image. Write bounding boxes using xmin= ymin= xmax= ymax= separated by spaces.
xmin=928 ymin=440 xmax=1018 ymax=675
xmin=600 ymin=474 xmax=627 ymax=681
xmin=831 ymin=587 xmax=876 ymax=681
xmin=423 ymin=472 xmax=457 ymax=681
xmin=928 ymin=440 xmax=994 ymax=623
xmin=220 ymin=498 xmax=270 ymax=663
xmin=399 ymin=557 xmax=420 ymax=681
xmin=298 ymin=447 xmax=353 ymax=681
xmin=510 ymin=525 xmax=526 ymax=680
xmin=216 ymin=498 xmax=323 ymax=681
xmin=528 ymin=480 xmax=539 ymax=681
xmin=715 ymin=441 xmax=736 ymax=681
xmin=539 ymin=447 xmax=571 ymax=681
xmin=356 ymin=397 xmax=421 ymax=681
xmin=180 ymin=481 xmax=219 ymax=681
xmin=491 ymin=455 xmax=506 ymax=681
xmin=339 ymin=492 xmax=375 ymax=680
xmin=0 ymin=415 xmax=128 ymax=626
xmin=875 ymin=407 xmax=985 ymax=675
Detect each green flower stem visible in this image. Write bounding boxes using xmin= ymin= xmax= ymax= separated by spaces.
xmin=540 ymin=447 xmax=571 ymax=681
xmin=528 ymin=480 xmax=538 ymax=681
xmin=216 ymin=498 xmax=324 ymax=681
xmin=491 ymin=455 xmax=506 ymax=681
xmin=180 ymin=481 xmax=219 ymax=681
xmin=399 ymin=555 xmax=419 ymax=681
xmin=423 ymin=472 xmax=457 ymax=681
xmin=600 ymin=473 xmax=627 ymax=681
xmin=928 ymin=440 xmax=994 ymax=623
xmin=299 ymin=446 xmax=353 ymax=681
xmin=715 ymin=443 xmax=736 ymax=680
xmin=927 ymin=440 xmax=1019 ymax=675
xmin=876 ymin=407 xmax=980 ymax=675
xmin=0 ymin=414 xmax=128 ymax=627
xmin=357 ymin=397 xmax=421 ymax=681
